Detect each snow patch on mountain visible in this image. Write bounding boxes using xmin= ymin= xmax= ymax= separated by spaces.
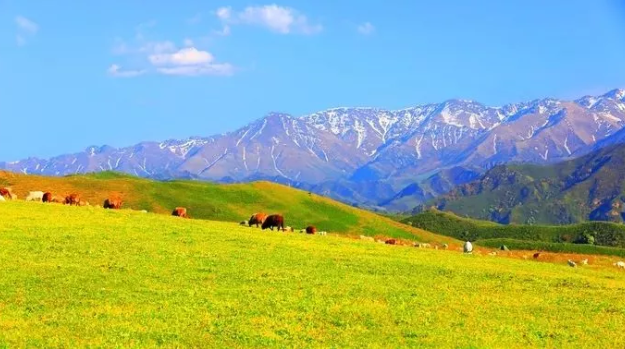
xmin=564 ymin=136 xmax=571 ymax=155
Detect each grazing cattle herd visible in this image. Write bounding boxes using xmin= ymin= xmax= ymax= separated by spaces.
xmin=0 ymin=186 xmax=194 ymax=219
xmin=2 ymin=186 xmax=625 ymax=270
xmin=1 ymin=187 xmax=90 ymax=206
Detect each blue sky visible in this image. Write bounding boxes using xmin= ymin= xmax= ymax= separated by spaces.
xmin=1 ymin=0 xmax=625 ymax=161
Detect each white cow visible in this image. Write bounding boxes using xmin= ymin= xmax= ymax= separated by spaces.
xmin=463 ymin=241 xmax=473 ymax=254
xmin=26 ymin=191 xmax=44 ymax=201
xmin=614 ymin=261 xmax=625 ymax=269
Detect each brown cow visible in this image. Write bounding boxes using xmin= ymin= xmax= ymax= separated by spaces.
xmin=103 ymin=197 xmax=123 ymax=209
xmin=306 ymin=226 xmax=317 ymax=235
xmin=262 ymin=214 xmax=285 ymax=231
xmin=64 ymin=193 xmax=81 ymax=206
xmin=533 ymin=252 xmax=541 ymax=259
xmin=385 ymin=239 xmax=397 ymax=245
xmin=42 ymin=192 xmax=52 ymax=203
xmin=0 ymin=187 xmax=15 ymax=200
xmin=248 ymin=212 xmax=268 ymax=227
xmin=172 ymin=207 xmax=188 ymax=218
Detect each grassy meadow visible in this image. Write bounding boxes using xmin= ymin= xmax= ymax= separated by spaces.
xmin=1 ymin=201 xmax=625 ymax=347
xmin=0 ymin=171 xmax=446 ymax=243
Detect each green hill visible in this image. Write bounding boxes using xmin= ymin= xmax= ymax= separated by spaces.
xmin=403 ymin=209 xmax=625 ymax=257
xmin=413 ymin=143 xmax=625 ymax=225
xmin=0 ymin=170 xmax=446 ymax=242
xmin=1 ymin=201 xmax=624 ymax=347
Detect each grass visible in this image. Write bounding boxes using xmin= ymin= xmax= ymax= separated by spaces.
xmin=0 ymin=171 xmax=447 ymax=243
xmin=403 ymin=209 xmax=625 ymax=255
xmin=1 ymin=201 xmax=625 ymax=347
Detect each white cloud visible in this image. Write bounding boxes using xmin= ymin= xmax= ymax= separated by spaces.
xmin=149 ymin=47 xmax=213 ymax=66
xmin=14 ymin=15 xmax=38 ymax=46
xmin=157 ymin=63 xmax=234 ymax=76
xmin=216 ymin=5 xmax=322 ymax=35
xmin=109 ymin=21 xmax=234 ymax=78
xmin=107 ymin=64 xmax=146 ymax=78
xmin=147 ymin=47 xmax=234 ymax=77
xmin=239 ymin=5 xmax=294 ymax=33
xmin=15 ymin=16 xmax=38 ymax=34
xmin=216 ymin=7 xmax=232 ymax=20
xmin=357 ymin=22 xmax=375 ymax=35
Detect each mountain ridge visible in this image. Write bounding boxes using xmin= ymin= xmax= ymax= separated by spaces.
xmin=3 ymin=88 xmax=625 ymax=209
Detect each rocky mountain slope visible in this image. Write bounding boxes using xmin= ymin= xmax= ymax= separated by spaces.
xmin=380 ymin=166 xmax=482 ymax=211
xmin=2 ymin=89 xmax=625 ymax=208
xmin=413 ymin=143 xmax=625 ymax=224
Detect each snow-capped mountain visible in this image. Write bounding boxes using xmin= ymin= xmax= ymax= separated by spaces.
xmin=2 ymin=88 xmax=625 ymax=208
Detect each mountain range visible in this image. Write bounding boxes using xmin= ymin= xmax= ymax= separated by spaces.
xmin=414 ymin=142 xmax=625 ymax=225
xmin=2 ymin=88 xmax=625 ymax=210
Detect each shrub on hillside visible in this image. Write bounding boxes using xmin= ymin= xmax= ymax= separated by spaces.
xmin=403 ymin=209 xmax=625 ymax=248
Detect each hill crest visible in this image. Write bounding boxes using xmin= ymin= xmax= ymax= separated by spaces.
xmin=0 ymin=170 xmax=448 ymax=243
